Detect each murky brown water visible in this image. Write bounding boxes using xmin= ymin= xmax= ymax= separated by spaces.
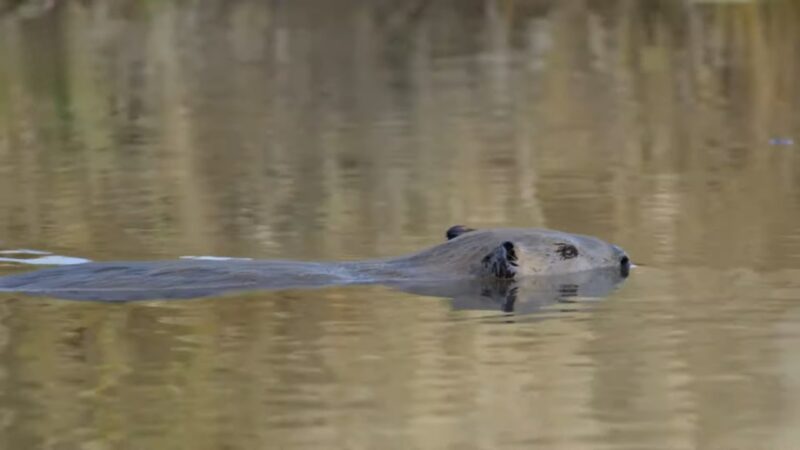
xmin=1 ymin=0 xmax=800 ymax=448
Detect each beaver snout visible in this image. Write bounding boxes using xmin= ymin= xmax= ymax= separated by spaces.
xmin=610 ymin=244 xmax=631 ymax=277
xmin=620 ymin=256 xmax=631 ymax=277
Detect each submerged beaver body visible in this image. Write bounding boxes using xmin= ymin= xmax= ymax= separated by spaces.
xmin=0 ymin=227 xmax=631 ymax=302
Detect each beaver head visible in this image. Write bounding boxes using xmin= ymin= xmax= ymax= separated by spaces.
xmin=442 ymin=225 xmax=630 ymax=279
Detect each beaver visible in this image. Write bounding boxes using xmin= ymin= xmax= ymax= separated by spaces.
xmin=0 ymin=226 xmax=631 ymax=302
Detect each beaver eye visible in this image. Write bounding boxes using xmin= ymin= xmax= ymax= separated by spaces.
xmin=555 ymin=243 xmax=579 ymax=259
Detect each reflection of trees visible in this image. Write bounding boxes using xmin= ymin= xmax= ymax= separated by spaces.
xmin=0 ymin=0 xmax=797 ymax=264
xmin=0 ymin=0 xmax=796 ymax=265
xmin=0 ymin=1 xmax=799 ymax=448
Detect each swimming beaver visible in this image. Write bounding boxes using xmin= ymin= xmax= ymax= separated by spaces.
xmin=0 ymin=226 xmax=631 ymax=302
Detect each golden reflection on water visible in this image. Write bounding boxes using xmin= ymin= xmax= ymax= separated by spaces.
xmin=1 ymin=0 xmax=800 ymax=449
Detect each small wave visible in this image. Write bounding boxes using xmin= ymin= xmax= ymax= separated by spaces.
xmin=769 ymin=137 xmax=794 ymax=146
xmin=180 ymin=256 xmax=254 ymax=261
xmin=0 ymin=249 xmax=53 ymax=255
xmin=0 ymin=254 xmax=91 ymax=266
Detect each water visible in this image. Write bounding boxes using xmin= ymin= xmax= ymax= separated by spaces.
xmin=1 ymin=0 xmax=800 ymax=448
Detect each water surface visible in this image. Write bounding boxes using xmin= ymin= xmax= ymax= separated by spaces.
xmin=1 ymin=1 xmax=800 ymax=448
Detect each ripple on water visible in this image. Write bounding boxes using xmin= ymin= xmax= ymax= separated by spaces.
xmin=0 ymin=249 xmax=91 ymax=266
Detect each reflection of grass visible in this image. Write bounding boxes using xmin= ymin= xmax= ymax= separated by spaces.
xmin=0 ymin=26 xmax=12 ymax=118
xmin=1 ymin=3 xmax=800 ymax=448
xmin=0 ymin=0 xmax=797 ymax=263
xmin=2 ymin=0 xmax=59 ymax=19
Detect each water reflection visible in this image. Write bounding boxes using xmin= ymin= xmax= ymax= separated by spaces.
xmin=394 ymin=267 xmax=627 ymax=314
xmin=0 ymin=0 xmax=798 ymax=265
xmin=1 ymin=0 xmax=800 ymax=449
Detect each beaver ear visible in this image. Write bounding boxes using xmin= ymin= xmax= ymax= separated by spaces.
xmin=446 ymin=225 xmax=475 ymax=240
xmin=481 ymin=241 xmax=518 ymax=279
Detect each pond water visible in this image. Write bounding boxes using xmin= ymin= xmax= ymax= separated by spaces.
xmin=1 ymin=1 xmax=800 ymax=449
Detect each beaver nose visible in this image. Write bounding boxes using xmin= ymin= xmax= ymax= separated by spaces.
xmin=620 ymin=255 xmax=631 ymax=277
